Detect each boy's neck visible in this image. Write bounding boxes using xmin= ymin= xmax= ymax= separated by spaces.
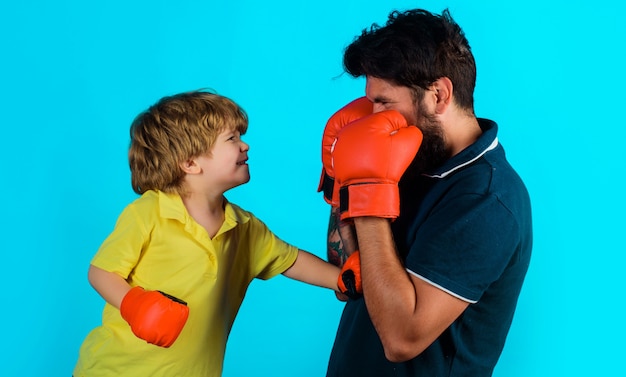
xmin=181 ymin=192 xmax=226 ymax=239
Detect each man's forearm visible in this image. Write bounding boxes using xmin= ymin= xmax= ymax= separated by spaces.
xmin=327 ymin=206 xmax=358 ymax=267
xmin=353 ymin=217 xmax=419 ymax=355
xmin=353 ymin=216 xmax=469 ymax=361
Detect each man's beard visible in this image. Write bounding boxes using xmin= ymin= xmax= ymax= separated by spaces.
xmin=407 ymin=108 xmax=449 ymax=175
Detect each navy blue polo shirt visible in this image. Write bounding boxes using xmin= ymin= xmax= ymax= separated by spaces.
xmin=326 ymin=119 xmax=532 ymax=377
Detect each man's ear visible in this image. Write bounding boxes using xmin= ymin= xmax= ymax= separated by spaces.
xmin=180 ymin=159 xmax=201 ymax=174
xmin=432 ymin=77 xmax=453 ymax=114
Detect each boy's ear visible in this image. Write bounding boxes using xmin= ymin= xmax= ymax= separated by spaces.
xmin=180 ymin=159 xmax=201 ymax=174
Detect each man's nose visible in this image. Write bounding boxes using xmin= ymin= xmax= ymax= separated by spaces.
xmin=372 ymin=103 xmax=386 ymax=113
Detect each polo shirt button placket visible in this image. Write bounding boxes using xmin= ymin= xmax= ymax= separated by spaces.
xmin=204 ymin=253 xmax=218 ymax=280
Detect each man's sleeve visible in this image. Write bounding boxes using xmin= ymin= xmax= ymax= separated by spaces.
xmin=405 ymin=193 xmax=520 ymax=302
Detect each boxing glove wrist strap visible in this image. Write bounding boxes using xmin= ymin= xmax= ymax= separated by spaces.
xmin=318 ymin=169 xmax=336 ymax=205
xmin=339 ymin=183 xmax=400 ymax=219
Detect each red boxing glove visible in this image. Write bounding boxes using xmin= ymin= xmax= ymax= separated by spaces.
xmin=318 ymin=97 xmax=373 ymax=206
xmin=333 ymin=110 xmax=423 ymax=220
xmin=338 ymin=251 xmax=362 ymax=299
xmin=120 ymin=286 xmax=189 ymax=348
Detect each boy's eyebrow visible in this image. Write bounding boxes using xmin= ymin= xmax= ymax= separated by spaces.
xmin=220 ymin=129 xmax=239 ymax=137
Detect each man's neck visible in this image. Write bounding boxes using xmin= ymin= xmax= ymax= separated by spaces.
xmin=443 ymin=111 xmax=482 ymax=157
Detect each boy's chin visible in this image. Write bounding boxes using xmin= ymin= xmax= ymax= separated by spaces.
xmin=232 ymin=175 xmax=251 ymax=188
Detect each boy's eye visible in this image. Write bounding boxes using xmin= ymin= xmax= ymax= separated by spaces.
xmin=225 ymin=130 xmax=242 ymax=142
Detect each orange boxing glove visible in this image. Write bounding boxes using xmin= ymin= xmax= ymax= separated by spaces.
xmin=319 ymin=97 xmax=373 ymax=206
xmin=338 ymin=251 xmax=362 ymax=299
xmin=333 ymin=110 xmax=423 ymax=220
xmin=120 ymin=286 xmax=189 ymax=348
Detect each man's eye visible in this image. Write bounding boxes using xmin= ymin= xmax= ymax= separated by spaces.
xmin=375 ymin=100 xmax=390 ymax=107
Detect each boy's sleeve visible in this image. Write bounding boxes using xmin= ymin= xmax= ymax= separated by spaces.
xmin=91 ymin=203 xmax=149 ymax=279
xmin=245 ymin=215 xmax=299 ymax=280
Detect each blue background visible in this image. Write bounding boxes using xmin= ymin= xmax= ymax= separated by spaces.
xmin=1 ymin=1 xmax=624 ymax=375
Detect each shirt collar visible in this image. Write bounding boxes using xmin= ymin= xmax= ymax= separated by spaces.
xmin=423 ymin=118 xmax=499 ymax=179
xmin=156 ymin=190 xmax=250 ymax=225
xmin=222 ymin=197 xmax=251 ymax=225
xmin=157 ymin=191 xmax=187 ymax=221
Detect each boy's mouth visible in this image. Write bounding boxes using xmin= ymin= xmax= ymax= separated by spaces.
xmin=237 ymin=159 xmax=248 ymax=165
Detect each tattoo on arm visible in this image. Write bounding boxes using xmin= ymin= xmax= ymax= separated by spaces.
xmin=327 ymin=208 xmax=343 ymax=266
xmin=327 ymin=207 xmax=358 ymax=267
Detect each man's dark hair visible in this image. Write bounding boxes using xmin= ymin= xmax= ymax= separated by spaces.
xmin=343 ymin=8 xmax=476 ymax=112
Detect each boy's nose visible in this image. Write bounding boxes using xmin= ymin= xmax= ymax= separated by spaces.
xmin=240 ymin=141 xmax=250 ymax=152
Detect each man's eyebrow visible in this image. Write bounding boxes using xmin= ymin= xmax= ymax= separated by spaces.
xmin=371 ymin=96 xmax=392 ymax=103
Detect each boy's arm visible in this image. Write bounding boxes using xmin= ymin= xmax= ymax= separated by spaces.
xmin=88 ymin=264 xmax=132 ymax=309
xmin=88 ymin=264 xmax=189 ymax=348
xmin=282 ymin=250 xmax=341 ymax=292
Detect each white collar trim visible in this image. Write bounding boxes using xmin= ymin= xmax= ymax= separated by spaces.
xmin=423 ymin=137 xmax=499 ymax=179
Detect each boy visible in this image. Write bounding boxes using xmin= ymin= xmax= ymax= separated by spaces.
xmin=74 ymin=90 xmax=343 ymax=376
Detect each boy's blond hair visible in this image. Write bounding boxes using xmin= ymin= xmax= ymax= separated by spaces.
xmin=128 ymin=90 xmax=248 ymax=195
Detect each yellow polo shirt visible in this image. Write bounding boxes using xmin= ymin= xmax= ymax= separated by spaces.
xmin=74 ymin=190 xmax=298 ymax=377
